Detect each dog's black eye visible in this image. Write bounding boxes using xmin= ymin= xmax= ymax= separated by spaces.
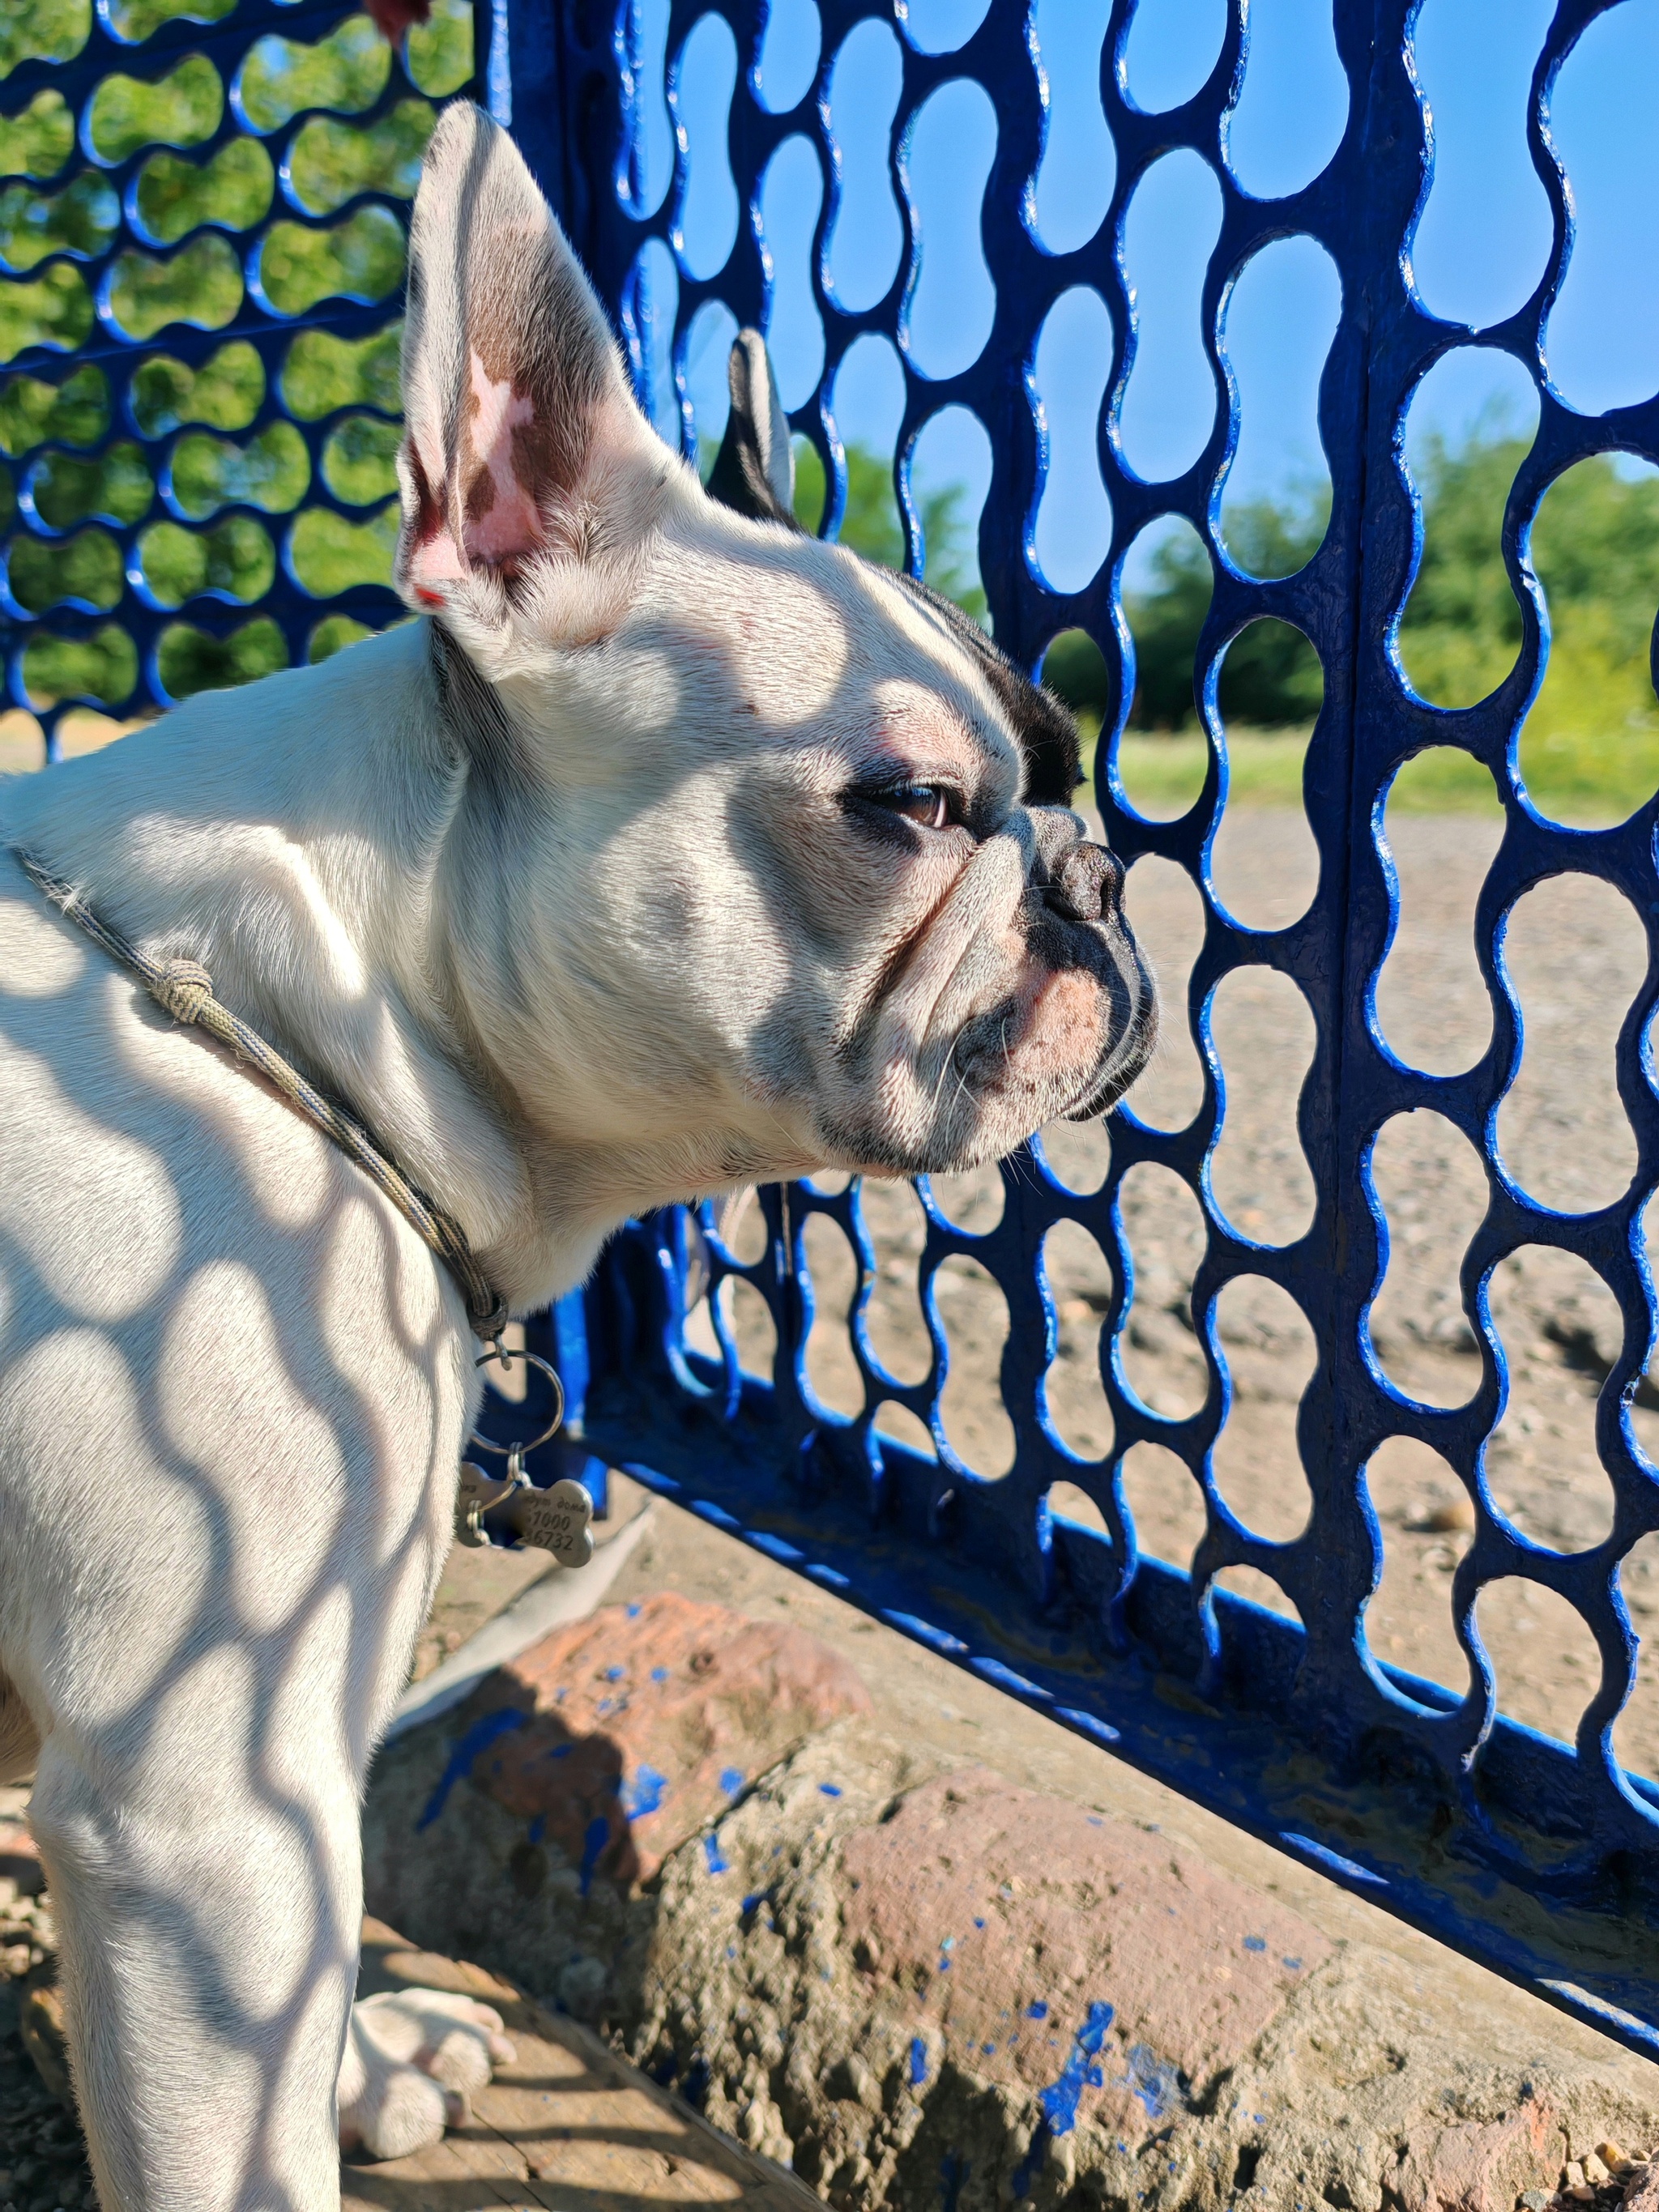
xmin=875 ymin=782 xmax=955 ymax=830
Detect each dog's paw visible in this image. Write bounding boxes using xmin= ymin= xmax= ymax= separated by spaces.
xmin=337 ymin=1988 xmax=516 ymax=2160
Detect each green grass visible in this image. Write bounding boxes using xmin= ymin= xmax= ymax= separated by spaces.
xmin=1088 ymin=719 xmax=1659 ymax=825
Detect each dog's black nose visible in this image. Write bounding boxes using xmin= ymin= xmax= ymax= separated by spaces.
xmin=1043 ymin=840 xmax=1123 ymax=923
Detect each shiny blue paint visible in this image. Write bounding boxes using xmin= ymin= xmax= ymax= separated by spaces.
xmin=416 ymin=1707 xmax=527 ymax=1831
xmin=538 ymin=0 xmax=1659 ymax=2058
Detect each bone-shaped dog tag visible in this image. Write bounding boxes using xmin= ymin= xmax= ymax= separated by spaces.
xmin=455 ymin=1460 xmax=517 ymax=1548
xmin=501 ymin=1477 xmax=595 ymax=1568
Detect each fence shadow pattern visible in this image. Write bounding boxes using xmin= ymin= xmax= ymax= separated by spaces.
xmin=11 ymin=0 xmax=1659 ymax=2052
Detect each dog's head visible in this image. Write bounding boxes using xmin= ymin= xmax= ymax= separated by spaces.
xmin=397 ymin=105 xmax=1153 ymax=1199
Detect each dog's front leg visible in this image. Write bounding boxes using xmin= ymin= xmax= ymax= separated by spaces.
xmin=30 ymin=1690 xmax=365 ymax=2212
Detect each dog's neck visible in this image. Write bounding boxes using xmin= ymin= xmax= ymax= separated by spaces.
xmin=2 ymin=622 xmax=758 ymax=1313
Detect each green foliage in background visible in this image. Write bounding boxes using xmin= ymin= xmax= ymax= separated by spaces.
xmin=0 ymin=0 xmax=89 ymax=78
xmin=6 ymin=525 xmax=124 ymax=616
xmin=0 ymin=364 xmax=108 ymax=454
xmin=107 ymin=0 xmax=236 ymax=43
xmin=288 ymin=100 xmax=435 ymax=215
xmin=108 ymin=233 xmax=242 ymax=342
xmin=21 ymin=622 xmax=135 ymax=711
xmin=1037 ymin=425 xmax=1659 ymax=820
xmin=29 ymin=442 xmax=152 ymax=531
xmin=157 ymin=615 xmax=287 ymax=701
xmin=787 ymin=438 xmax=987 ymax=620
xmin=258 ymin=206 xmax=405 ymax=318
xmin=169 ymin=421 xmax=309 ymax=520
xmin=138 ymin=515 xmax=275 ymax=608
xmin=130 ymin=343 xmax=264 ymax=439
xmin=0 ymin=92 xmax=75 ymax=182
xmin=1041 ymin=493 xmax=1330 ymax=734
xmin=281 ymin=325 xmax=401 ymax=420
xmin=0 ymin=171 xmax=119 ymax=274
xmin=134 ymin=139 xmax=274 ymax=247
xmin=87 ymin=55 xmax=222 ymax=164
xmin=0 ymin=262 xmax=92 ymax=363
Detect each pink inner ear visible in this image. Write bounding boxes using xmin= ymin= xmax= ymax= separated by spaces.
xmin=463 ymin=350 xmax=545 ymax=567
xmin=404 ymin=428 xmax=468 ymax=595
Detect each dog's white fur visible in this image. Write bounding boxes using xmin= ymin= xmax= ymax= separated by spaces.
xmin=0 ymin=106 xmax=1149 ymax=2209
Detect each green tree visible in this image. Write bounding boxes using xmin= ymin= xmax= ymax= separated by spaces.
xmin=788 ymin=440 xmax=987 ymax=620
xmin=1041 ymin=493 xmax=1328 ymax=731
xmin=1398 ymin=433 xmax=1659 ymax=731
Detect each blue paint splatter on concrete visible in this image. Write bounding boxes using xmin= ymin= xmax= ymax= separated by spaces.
xmin=974 ymin=1917 xmax=986 ymax=1929
xmin=650 ymin=1666 xmax=669 ymax=1682
xmin=741 ymin=1890 xmax=768 ymax=1914
xmin=1243 ymin=1935 xmax=1266 ymax=1953
xmin=578 ymin=1814 xmax=609 ymax=1897
xmin=606 ymin=1665 xmax=626 ymax=1681
xmin=1038 ymin=2001 xmax=1115 ymax=2135
xmin=1283 ymin=1956 xmax=1302 ymax=1971
xmin=620 ymin=1764 xmax=667 ymax=1819
xmin=1122 ymin=2043 xmax=1184 ymax=2120
xmin=909 ymin=2037 xmax=929 ymax=2086
xmin=417 ymin=1709 xmax=527 ymax=1831
xmin=937 ymin=1958 xmax=951 ymax=1971
xmin=544 ymin=1742 xmax=571 ymax=1761
xmin=983 ymin=2043 xmax=996 ymax=2056
xmin=704 ymin=1831 xmax=730 ymax=1875
xmin=527 ymin=1814 xmax=545 ymax=1846
xmin=940 ymin=2152 xmax=969 ymax=2211
xmin=720 ymin=1767 xmax=745 ymax=1796
xmin=1026 ymin=2001 xmax=1048 ymax=2021
xmin=940 ymin=1935 xmax=954 ymax=1951
xmin=819 ymin=1782 xmax=842 ymax=1797
xmin=680 ymin=2057 xmax=710 ymax=2109
xmin=626 ymin=1602 xmax=642 ymax=1617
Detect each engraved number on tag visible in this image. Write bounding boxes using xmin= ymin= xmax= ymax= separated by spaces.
xmin=502 ymin=1477 xmax=595 ymax=1569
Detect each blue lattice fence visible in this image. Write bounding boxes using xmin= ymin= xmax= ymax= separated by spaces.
xmin=10 ymin=0 xmax=1659 ymax=2055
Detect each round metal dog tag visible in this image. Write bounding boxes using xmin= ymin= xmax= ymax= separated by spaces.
xmin=502 ymin=1477 xmax=594 ymax=1569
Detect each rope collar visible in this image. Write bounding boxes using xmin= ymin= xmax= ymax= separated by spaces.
xmin=10 ymin=846 xmax=510 ymax=1346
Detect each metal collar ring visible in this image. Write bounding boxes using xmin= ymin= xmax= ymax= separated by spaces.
xmin=468 ymin=1346 xmax=565 ymax=1459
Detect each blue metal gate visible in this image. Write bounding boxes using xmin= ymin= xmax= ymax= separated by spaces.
xmin=8 ymin=0 xmax=1659 ymax=2056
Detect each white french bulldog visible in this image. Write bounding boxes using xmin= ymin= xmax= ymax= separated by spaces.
xmin=0 ymin=103 xmax=1151 ymax=2210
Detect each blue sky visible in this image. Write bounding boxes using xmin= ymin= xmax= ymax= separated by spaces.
xmin=625 ymin=0 xmax=1659 ymax=595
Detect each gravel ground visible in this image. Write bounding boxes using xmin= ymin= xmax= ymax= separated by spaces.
xmin=0 ymin=1803 xmax=93 ymax=2212
xmin=694 ymin=810 xmax=1659 ymax=1784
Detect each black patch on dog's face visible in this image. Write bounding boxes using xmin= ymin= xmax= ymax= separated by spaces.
xmin=889 ymin=573 xmax=1082 ymax=808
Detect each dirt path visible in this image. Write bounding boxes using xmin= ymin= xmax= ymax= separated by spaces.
xmin=694 ymin=811 xmax=1659 ymax=1783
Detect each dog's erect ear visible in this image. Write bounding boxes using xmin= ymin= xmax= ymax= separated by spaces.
xmin=705 ymin=330 xmax=800 ymax=529
xmin=394 ymin=102 xmax=651 ymax=607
